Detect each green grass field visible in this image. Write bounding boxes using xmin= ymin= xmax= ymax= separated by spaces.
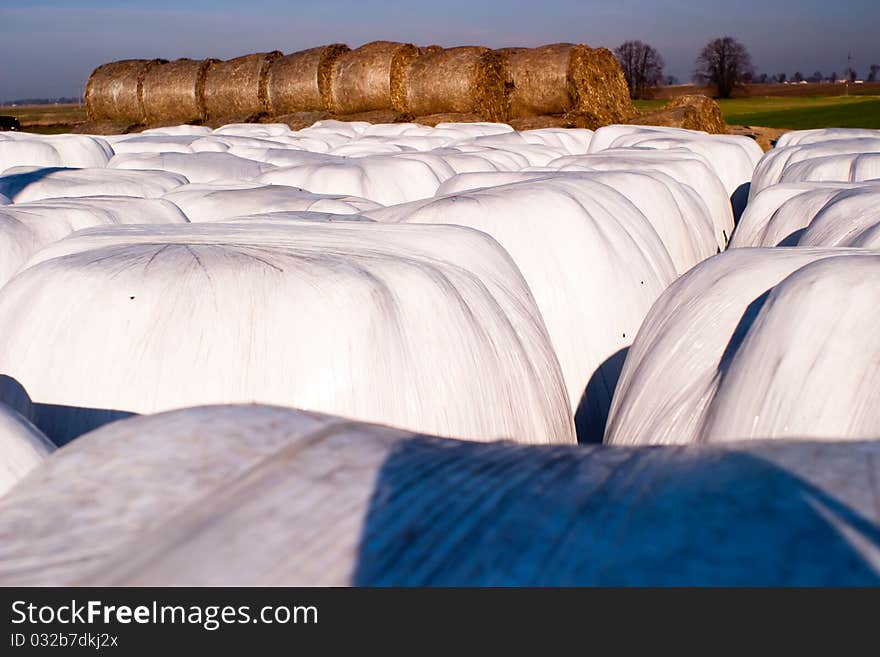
xmin=634 ymin=95 xmax=880 ymax=129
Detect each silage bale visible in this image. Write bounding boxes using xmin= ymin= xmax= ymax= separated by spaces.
xmin=401 ymin=47 xmax=508 ymax=122
xmin=142 ymin=58 xmax=215 ymax=125
xmin=504 ymin=43 xmax=584 ymax=117
xmin=266 ymin=44 xmax=350 ymax=115
xmin=328 ymin=41 xmax=421 ymax=115
xmin=203 ymin=51 xmax=282 ymax=121
xmin=85 ymin=59 xmax=166 ymax=122
xmin=571 ymin=46 xmax=637 ymax=127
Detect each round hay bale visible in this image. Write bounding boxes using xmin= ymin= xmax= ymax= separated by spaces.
xmin=266 ymin=44 xmax=350 ymax=115
xmin=414 ymin=113 xmax=484 ymax=127
xmin=570 ymin=46 xmax=637 ymax=126
xmin=328 ymin=41 xmax=420 ymax=115
xmin=402 ymin=47 xmax=508 ymax=122
xmin=629 ymin=95 xmax=727 ymax=134
xmin=203 ymin=51 xmax=282 ymax=120
xmin=142 ymin=58 xmax=215 ymax=125
xmin=504 ymin=43 xmax=585 ymax=118
xmin=664 ymin=95 xmax=727 ymax=134
xmin=85 ymin=59 xmax=166 ymax=122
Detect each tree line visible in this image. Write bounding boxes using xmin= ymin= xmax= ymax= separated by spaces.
xmin=614 ymin=38 xmax=880 ymax=99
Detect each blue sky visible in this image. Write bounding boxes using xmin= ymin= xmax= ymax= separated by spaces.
xmin=1 ymin=0 xmax=877 ymax=99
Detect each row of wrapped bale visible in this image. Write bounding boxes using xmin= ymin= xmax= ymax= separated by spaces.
xmin=85 ymin=41 xmax=636 ymax=129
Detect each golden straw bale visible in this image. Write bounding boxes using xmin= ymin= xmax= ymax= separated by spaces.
xmin=570 ymin=46 xmax=637 ymax=125
xmin=142 ymin=58 xmax=215 ymax=125
xmin=266 ymin=44 xmax=350 ymax=115
xmin=328 ymin=41 xmax=420 ymax=115
xmin=504 ymin=43 xmax=583 ymax=117
xmin=203 ymin=52 xmax=282 ymax=120
xmin=85 ymin=59 xmax=166 ymax=122
xmin=630 ymin=94 xmax=727 ymax=134
xmin=402 ymin=46 xmax=508 ymax=121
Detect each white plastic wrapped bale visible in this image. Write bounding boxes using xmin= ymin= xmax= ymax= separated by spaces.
xmin=0 ymin=401 xmax=54 ymax=497
xmin=779 ymin=152 xmax=880 ymax=186
xmin=732 ymin=183 xmax=880 ymax=248
xmin=775 ymin=128 xmax=880 ymax=148
xmin=212 ymin=123 xmax=294 ymax=139
xmin=588 ymin=125 xmax=763 ymax=198
xmin=190 ymin=135 xmax=292 ymax=153
xmin=108 ymin=151 xmax=276 ymax=184
xmin=257 ymin=154 xmax=453 ymax=205
xmin=443 ymin=144 xmax=530 ymax=171
xmin=749 ymin=138 xmax=880 ymax=200
xmin=520 ymin=128 xmax=593 ymax=155
xmin=731 ymin=182 xmax=854 ymax=247
xmin=366 ymin=178 xmax=677 ymax=442
xmin=435 ymin=169 xmax=717 ymax=274
xmin=0 ymin=137 xmax=62 ymax=172
xmin=0 ymin=221 xmax=574 ymax=445
xmin=0 ymin=196 xmax=187 ymax=287
xmin=0 ymin=405 xmax=878 ymax=586
xmin=606 ymin=248 xmax=880 ymax=445
xmin=454 ymin=132 xmax=568 ymax=167
xmin=223 ymin=148 xmax=338 ymax=168
xmin=0 ymin=167 xmax=188 ymax=203
xmin=105 ymin=135 xmax=201 ymax=154
xmin=1 ymin=133 xmax=114 ymax=169
xmin=162 ymin=183 xmax=381 ymax=222
xmin=549 ymin=148 xmax=734 ymax=250
xmin=430 ymin=122 xmax=514 ymax=140
xmin=139 ymin=125 xmax=213 ymax=137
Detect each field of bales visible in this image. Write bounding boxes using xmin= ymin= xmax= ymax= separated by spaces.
xmin=1 ymin=41 xmax=879 ymax=587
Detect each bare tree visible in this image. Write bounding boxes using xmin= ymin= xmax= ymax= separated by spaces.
xmin=793 ymin=71 xmax=804 ymax=83
xmin=869 ymin=64 xmax=879 ymax=82
xmin=828 ymin=71 xmax=839 ymax=82
xmin=615 ymin=40 xmax=665 ymax=99
xmin=694 ymin=36 xmax=754 ymax=98
xmin=808 ymin=71 xmax=823 ymax=83
xmin=844 ymin=67 xmax=858 ymax=82
xmin=776 ymin=72 xmax=787 ymax=84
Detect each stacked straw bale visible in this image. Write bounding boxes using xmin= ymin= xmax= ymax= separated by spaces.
xmin=203 ymin=52 xmax=282 ymax=120
xmin=142 ymin=58 xmax=215 ymax=125
xmin=401 ymin=47 xmax=508 ymax=122
xmin=328 ymin=41 xmax=420 ymax=115
xmin=85 ymin=42 xmax=642 ymax=132
xmin=499 ymin=44 xmax=637 ymax=129
xmin=503 ymin=43 xmax=581 ymax=117
xmin=85 ymin=59 xmax=167 ymax=123
xmin=266 ymin=44 xmax=350 ymax=115
xmin=571 ymin=47 xmax=638 ymax=127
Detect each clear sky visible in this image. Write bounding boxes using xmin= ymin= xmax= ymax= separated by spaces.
xmin=0 ymin=0 xmax=877 ymax=100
